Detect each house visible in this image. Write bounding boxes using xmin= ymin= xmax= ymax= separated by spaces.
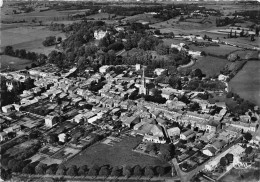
xmin=180 ymin=130 xmax=195 ymax=140
xmin=202 ymin=146 xmax=217 ymax=157
xmin=99 ymin=65 xmax=111 ymax=74
xmin=45 ymin=115 xmax=59 ymax=127
xmin=203 ymin=140 xmax=227 ymax=156
xmin=143 ymin=135 xmax=166 ymax=144
xmin=218 ymin=74 xmax=229 ymax=81
xmin=0 ymin=132 xmax=8 ymax=142
xmin=58 ymin=133 xmax=68 ymax=143
xmin=250 ymin=127 xmax=260 ymax=145
xmin=154 ymin=68 xmax=166 ymax=76
xmin=121 ymin=116 xmax=140 ymax=128
xmin=167 ymin=127 xmax=181 ymax=138
xmin=94 ymin=30 xmax=107 ymax=40
xmin=2 ymin=105 xmax=14 ymax=113
xmin=206 ymin=120 xmax=220 ymax=133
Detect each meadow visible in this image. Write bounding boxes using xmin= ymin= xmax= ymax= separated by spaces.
xmin=0 ymin=55 xmax=32 ymax=71
xmin=189 ymin=56 xmax=229 ymax=77
xmin=0 ymin=26 xmax=65 ymax=55
xmin=188 ymin=44 xmax=240 ymax=57
xmin=65 ymin=136 xmax=169 ymax=168
xmin=229 ymin=61 xmax=260 ymax=106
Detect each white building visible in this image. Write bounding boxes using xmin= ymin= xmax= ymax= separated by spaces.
xmin=154 ymin=68 xmax=166 ymax=76
xmin=94 ymin=30 xmax=108 ymax=40
xmin=2 ymin=105 xmax=14 ymax=113
xmin=45 ymin=115 xmax=58 ymax=127
xmin=99 ymin=65 xmax=111 ymax=74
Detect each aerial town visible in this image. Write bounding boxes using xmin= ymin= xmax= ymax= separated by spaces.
xmin=0 ymin=0 xmax=260 ymax=182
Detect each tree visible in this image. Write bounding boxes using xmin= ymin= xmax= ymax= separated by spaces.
xmin=169 ymin=76 xmax=182 ymax=89
xmin=43 ymin=36 xmax=56 ymax=47
xmin=226 ymin=92 xmax=233 ymax=98
xmin=12 ymin=160 xmax=26 ymax=173
xmin=111 ymin=166 xmax=121 ymax=177
xmin=4 ymin=46 xmax=15 ymax=56
xmin=123 ymin=165 xmax=131 ymax=178
xmin=191 ymin=69 xmax=203 ymax=78
xmin=155 ymin=166 xmax=165 ymax=176
xmin=98 ymin=166 xmax=110 ymax=177
xmin=46 ymin=167 xmax=56 ymax=175
xmin=7 ymin=159 xmax=18 ymax=170
xmin=245 ymin=146 xmax=253 ymax=154
xmin=244 ymin=132 xmax=252 ymax=141
xmin=56 ymin=168 xmax=66 ymax=175
xmin=66 ymin=165 xmax=78 ymax=176
xmin=144 ymin=166 xmax=154 ymax=178
xmin=78 ymin=165 xmax=88 ymax=176
xmin=0 ymin=168 xmax=10 ymax=181
xmin=49 ymin=133 xmax=59 ymax=144
xmin=133 ymin=165 xmax=142 ymax=176
xmin=155 ymin=43 xmax=169 ymax=55
xmin=228 ymin=53 xmax=239 ymax=62
xmin=57 ymin=37 xmax=62 ymax=43
xmin=88 ymin=165 xmax=99 ymax=176
xmin=225 ymin=153 xmax=234 ymax=163
xmin=146 ymin=143 xmax=158 ymax=153
xmin=159 ymin=144 xmax=175 ymax=162
xmin=35 ymin=163 xmax=48 ymax=175
xmin=220 ymin=157 xmax=228 ymax=166
xmin=201 ymin=51 xmax=207 ymax=56
xmin=22 ymin=164 xmax=34 ymax=174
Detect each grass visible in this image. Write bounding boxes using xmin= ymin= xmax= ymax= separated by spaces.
xmin=122 ymin=13 xmax=160 ymax=24
xmin=188 ymin=44 xmax=240 ymax=57
xmin=1 ymin=26 xmax=65 ymax=54
xmin=65 ymin=135 xmax=169 ymax=168
xmin=229 ymin=61 xmax=260 ymax=106
xmin=189 ymin=56 xmax=229 ymax=77
xmin=0 ymin=55 xmax=32 ymax=71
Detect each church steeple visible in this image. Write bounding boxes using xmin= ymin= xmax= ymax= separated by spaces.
xmin=139 ymin=65 xmax=147 ymax=95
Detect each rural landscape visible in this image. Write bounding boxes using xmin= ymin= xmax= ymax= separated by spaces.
xmin=0 ymin=0 xmax=260 ymax=182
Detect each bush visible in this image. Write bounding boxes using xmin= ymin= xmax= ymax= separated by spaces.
xmin=98 ymin=166 xmax=110 ymax=176
xmin=155 ymin=166 xmax=165 ymax=176
xmin=133 ymin=165 xmax=142 ymax=176
xmin=111 ymin=166 xmax=121 ymax=177
xmin=123 ymin=165 xmax=131 ymax=178
xmin=22 ymin=164 xmax=34 ymax=174
xmin=88 ymin=164 xmax=99 ymax=176
xmin=144 ymin=166 xmax=154 ymax=177
xmin=66 ymin=165 xmax=78 ymax=176
xmin=78 ymin=165 xmax=88 ymax=176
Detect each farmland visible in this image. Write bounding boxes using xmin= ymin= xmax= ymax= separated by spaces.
xmin=65 ymin=136 xmax=169 ymax=168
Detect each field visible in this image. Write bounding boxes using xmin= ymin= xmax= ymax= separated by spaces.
xmin=229 ymin=61 xmax=260 ymax=106
xmin=188 ymin=44 xmax=240 ymax=57
xmin=0 ymin=26 xmax=65 ymax=54
xmin=163 ymin=38 xmax=188 ymax=46
xmin=122 ymin=13 xmax=161 ymax=24
xmin=189 ymin=56 xmax=229 ymax=77
xmin=1 ymin=9 xmax=91 ymax=22
xmin=65 ymin=136 xmax=169 ymax=168
xmin=0 ymin=55 xmax=32 ymax=71
xmin=150 ymin=16 xmax=216 ymax=35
